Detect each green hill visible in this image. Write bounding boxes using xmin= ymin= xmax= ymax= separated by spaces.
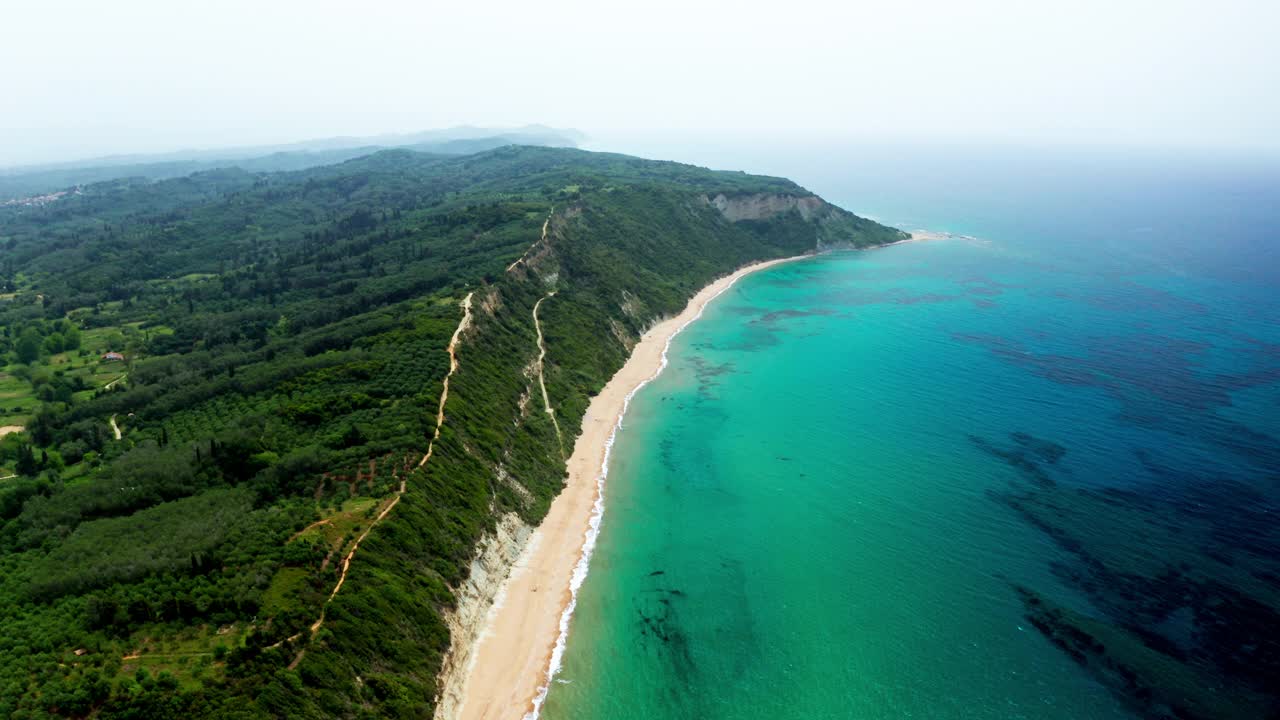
xmin=0 ymin=125 xmax=582 ymax=203
xmin=0 ymin=145 xmax=903 ymax=718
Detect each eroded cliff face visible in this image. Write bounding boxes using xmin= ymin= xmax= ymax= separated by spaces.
xmin=433 ymin=512 xmax=533 ymax=720
xmin=706 ymin=192 xmax=907 ymax=250
xmin=706 ymin=192 xmax=827 ymax=222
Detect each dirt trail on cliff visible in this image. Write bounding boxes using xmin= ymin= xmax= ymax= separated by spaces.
xmin=506 ymin=208 xmax=553 ymax=273
xmin=272 ymin=292 xmax=474 ymax=667
xmin=532 ymin=292 xmax=563 ymax=452
xmin=419 ymin=292 xmax=473 ymax=472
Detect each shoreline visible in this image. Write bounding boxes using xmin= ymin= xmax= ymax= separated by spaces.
xmin=876 ymin=229 xmax=958 ymax=248
xmin=903 ymin=228 xmax=982 ymax=245
xmin=447 ymin=254 xmax=807 ymax=720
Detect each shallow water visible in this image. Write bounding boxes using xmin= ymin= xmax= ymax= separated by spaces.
xmin=542 ymin=144 xmax=1280 ymax=719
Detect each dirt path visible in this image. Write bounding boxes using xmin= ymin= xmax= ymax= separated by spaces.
xmin=0 ymin=425 xmax=24 ymax=438
xmin=287 ymin=518 xmax=332 ymax=543
xmin=506 ymin=208 xmax=553 ymax=273
xmin=532 ymin=292 xmax=563 ymax=450
xmin=418 ymin=292 xmax=473 ymax=471
xmin=122 ymin=650 xmax=209 ymax=661
xmin=273 ymin=292 xmax=475 ymax=665
xmin=99 ymin=373 xmax=128 ymax=442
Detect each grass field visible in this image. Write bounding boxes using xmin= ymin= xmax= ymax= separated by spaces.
xmin=0 ymin=322 xmax=166 ymax=429
xmin=115 ymin=622 xmax=252 ymax=690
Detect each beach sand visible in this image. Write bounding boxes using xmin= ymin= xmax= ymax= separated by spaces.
xmin=449 ymin=255 xmax=804 ymax=720
xmin=909 ymin=229 xmax=950 ymax=242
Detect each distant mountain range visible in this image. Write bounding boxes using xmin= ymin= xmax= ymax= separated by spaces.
xmin=0 ymin=125 xmax=585 ymax=201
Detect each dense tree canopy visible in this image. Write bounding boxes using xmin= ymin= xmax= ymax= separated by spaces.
xmin=0 ymin=145 xmax=901 ymax=718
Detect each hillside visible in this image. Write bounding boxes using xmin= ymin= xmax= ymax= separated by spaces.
xmin=0 ymin=145 xmax=904 ymax=719
xmin=0 ymin=125 xmax=582 ymax=203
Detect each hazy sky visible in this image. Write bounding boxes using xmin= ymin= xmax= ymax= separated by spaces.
xmin=2 ymin=0 xmax=1277 ymax=165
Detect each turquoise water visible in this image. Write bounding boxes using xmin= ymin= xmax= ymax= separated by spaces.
xmin=542 ymin=145 xmax=1280 ymax=718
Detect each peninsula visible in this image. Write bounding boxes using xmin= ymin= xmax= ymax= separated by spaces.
xmin=0 ymin=144 xmax=903 ymax=718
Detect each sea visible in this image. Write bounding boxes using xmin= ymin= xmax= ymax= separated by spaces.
xmin=539 ymin=138 xmax=1280 ymax=719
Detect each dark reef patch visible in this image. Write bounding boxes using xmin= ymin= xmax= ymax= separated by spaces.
xmin=969 ymin=431 xmax=1065 ymax=487
xmin=751 ymin=308 xmax=837 ymax=324
xmin=1009 ymin=431 xmax=1067 ymax=464
xmin=1050 ymin=281 xmax=1210 ymax=317
xmin=634 ymin=587 xmax=701 ymax=712
xmin=689 ymin=356 xmax=736 ymax=397
xmin=713 ymin=308 xmax=842 ymax=353
xmin=965 ymin=285 xmax=1004 ymax=297
xmin=1015 ymin=587 xmax=1274 ymax=719
xmin=989 ymin=432 xmax=1280 ymax=718
xmin=817 ymin=286 xmax=963 ymax=308
xmin=712 ymin=328 xmax=783 ymax=353
xmin=953 ymin=331 xmax=1280 ymax=471
xmin=630 ymin=556 xmax=760 ymax=714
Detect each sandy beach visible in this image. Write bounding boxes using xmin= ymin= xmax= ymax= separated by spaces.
xmin=909 ymin=229 xmax=950 ymax=242
xmin=449 ymin=254 xmax=805 ymax=720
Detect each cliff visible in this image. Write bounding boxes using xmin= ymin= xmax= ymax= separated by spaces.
xmin=706 ymin=191 xmax=909 ymax=248
xmin=433 ymin=513 xmax=533 ymax=719
xmin=428 ymin=178 xmax=902 ymax=718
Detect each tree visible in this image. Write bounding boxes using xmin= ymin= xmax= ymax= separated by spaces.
xmin=43 ymin=332 xmax=65 ymax=355
xmin=15 ymin=444 xmax=38 ymax=476
xmin=15 ymin=328 xmax=42 ymax=364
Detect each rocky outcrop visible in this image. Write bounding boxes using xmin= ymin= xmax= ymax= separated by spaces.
xmin=706 ymin=192 xmax=909 ymax=250
xmin=706 ymin=192 xmax=827 ymax=222
xmin=433 ymin=512 xmax=533 ymax=720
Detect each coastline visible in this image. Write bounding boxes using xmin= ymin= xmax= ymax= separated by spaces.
xmin=886 ymin=229 xmax=956 ymax=247
xmin=446 ymin=254 xmax=807 ymax=720
xmin=902 ymin=229 xmax=983 ymax=245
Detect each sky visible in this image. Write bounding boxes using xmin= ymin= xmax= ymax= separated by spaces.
xmin=2 ymin=0 xmax=1278 ymax=166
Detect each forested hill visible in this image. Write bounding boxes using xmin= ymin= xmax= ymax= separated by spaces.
xmin=0 ymin=145 xmax=904 ymax=718
xmin=0 ymin=125 xmax=581 ymax=202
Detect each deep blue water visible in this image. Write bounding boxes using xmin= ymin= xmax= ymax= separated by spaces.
xmin=545 ymin=139 xmax=1280 ymax=718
